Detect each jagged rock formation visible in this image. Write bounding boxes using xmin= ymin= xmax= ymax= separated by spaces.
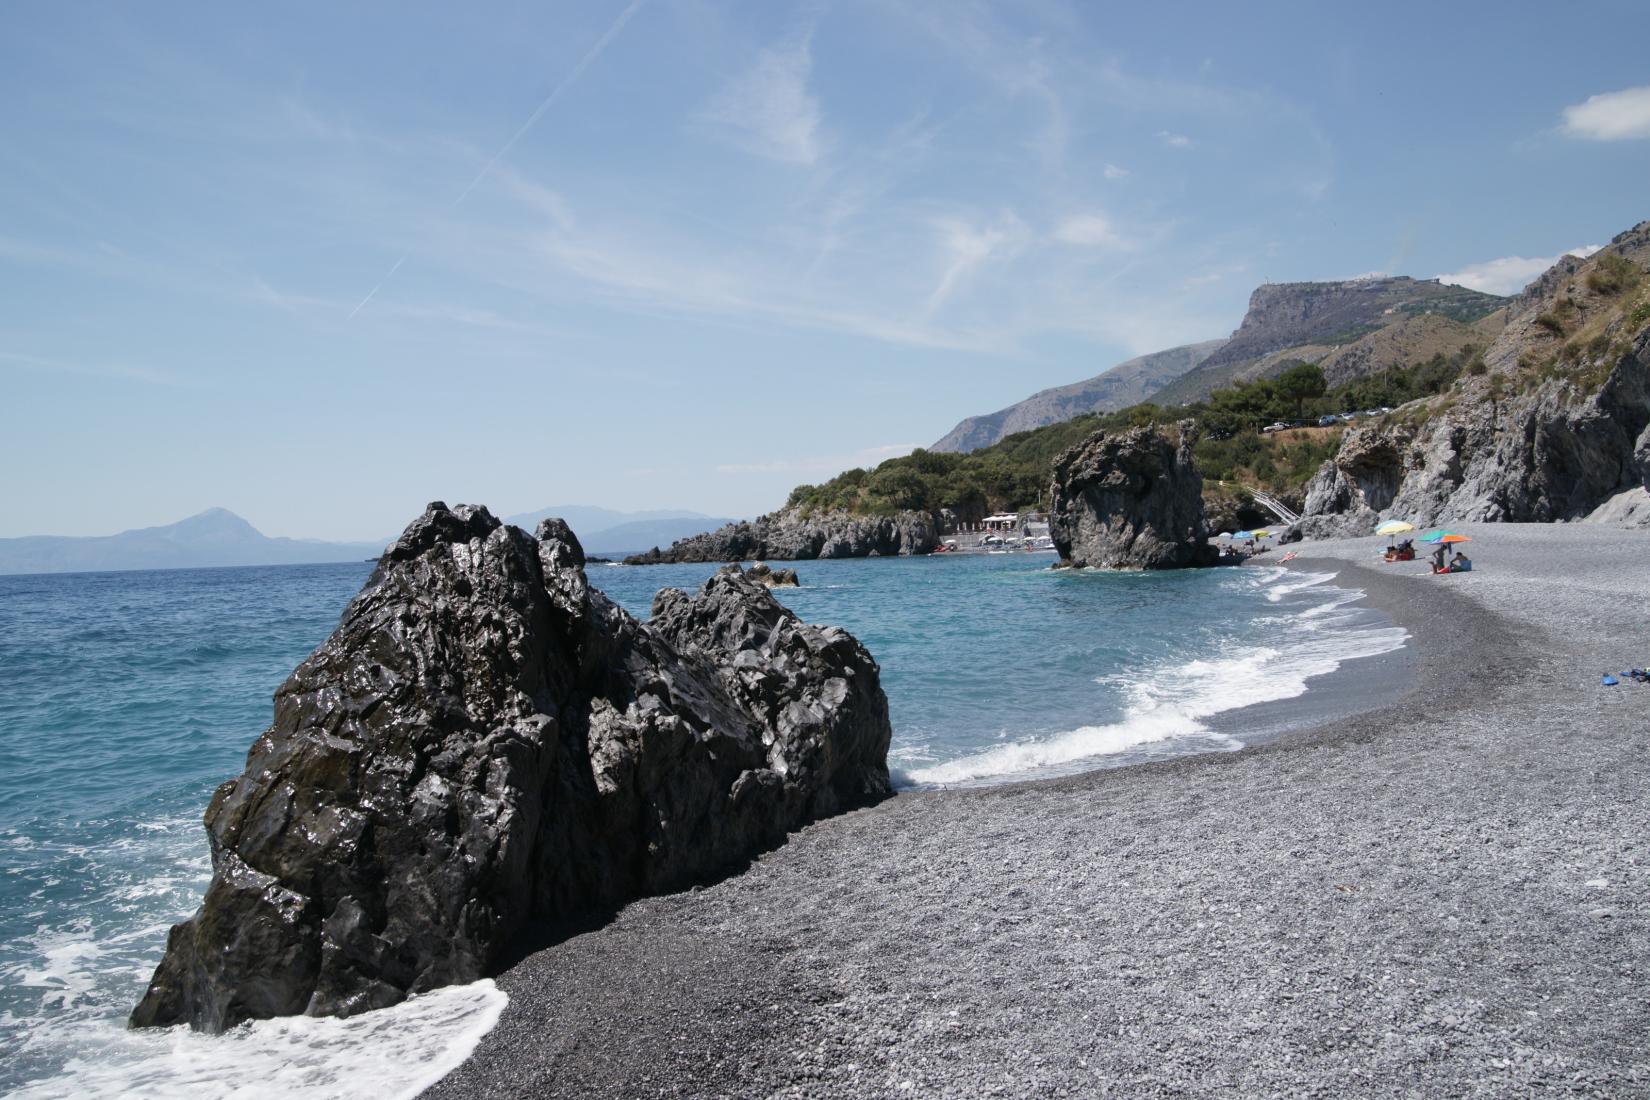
xmin=1049 ymin=422 xmax=1219 ymax=569
xmin=1150 ymin=277 xmax=1504 ymax=405
xmin=747 ymin=563 xmax=800 ymax=588
xmin=131 ymin=503 xmax=893 ymax=1034
xmin=931 ymin=340 xmax=1226 ymax=453
xmin=1299 ymin=224 xmax=1650 ymax=536
xmin=624 ymin=508 xmax=938 ymax=564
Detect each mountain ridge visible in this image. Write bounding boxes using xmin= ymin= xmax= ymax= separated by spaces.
xmin=930 ymin=339 xmax=1226 ymax=453
xmin=0 ymin=505 xmax=741 ymax=575
xmin=0 ymin=508 xmax=388 ymax=576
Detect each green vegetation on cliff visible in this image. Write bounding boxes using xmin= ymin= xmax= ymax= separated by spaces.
xmin=788 ymin=351 xmax=1483 ymax=518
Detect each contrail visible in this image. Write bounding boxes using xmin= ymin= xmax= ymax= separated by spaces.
xmin=347 ymin=255 xmax=405 ymax=320
xmin=349 ymin=0 xmax=646 ymax=320
xmin=452 ymin=0 xmax=646 ymax=207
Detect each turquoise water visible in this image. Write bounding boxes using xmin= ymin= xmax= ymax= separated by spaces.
xmin=0 ymin=553 xmax=1403 ymax=1096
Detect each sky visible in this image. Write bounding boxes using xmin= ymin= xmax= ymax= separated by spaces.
xmin=4 ymin=1 xmax=1650 ymax=540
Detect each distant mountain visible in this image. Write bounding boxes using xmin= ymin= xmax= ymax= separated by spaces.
xmin=0 ymin=508 xmax=388 ymax=576
xmin=931 ymin=340 xmax=1227 ymax=453
xmin=1148 ymin=276 xmax=1504 ymax=405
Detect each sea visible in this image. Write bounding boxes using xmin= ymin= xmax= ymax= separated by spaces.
xmin=0 ymin=552 xmax=1406 ymax=1097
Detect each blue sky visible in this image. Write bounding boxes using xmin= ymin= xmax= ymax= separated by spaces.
xmin=4 ymin=1 xmax=1649 ymax=539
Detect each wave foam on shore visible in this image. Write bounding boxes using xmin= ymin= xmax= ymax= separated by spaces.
xmin=7 ymin=980 xmax=506 ymax=1100
xmin=904 ymin=568 xmax=1407 ymax=787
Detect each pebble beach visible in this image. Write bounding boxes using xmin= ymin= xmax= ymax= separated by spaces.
xmin=428 ymin=523 xmax=1649 ymax=1099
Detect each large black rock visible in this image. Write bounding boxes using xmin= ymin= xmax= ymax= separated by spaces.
xmin=1049 ymin=422 xmax=1219 ymax=569
xmin=131 ymin=503 xmax=893 ymax=1033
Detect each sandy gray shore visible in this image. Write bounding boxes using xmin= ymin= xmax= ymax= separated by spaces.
xmin=427 ymin=523 xmax=1648 ymax=1099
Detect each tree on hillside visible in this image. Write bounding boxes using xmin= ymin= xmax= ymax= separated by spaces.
xmin=1275 ymin=362 xmax=1327 ymax=419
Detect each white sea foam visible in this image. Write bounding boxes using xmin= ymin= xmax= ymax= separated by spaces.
xmin=906 ymin=570 xmax=1406 ymax=787
xmin=7 ymin=980 xmax=507 ymax=1100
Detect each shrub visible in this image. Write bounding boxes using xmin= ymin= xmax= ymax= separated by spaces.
xmin=1585 ymin=253 xmax=1642 ymax=296
xmin=1534 ymin=312 xmax=1566 ymax=337
xmin=1466 ymin=359 xmax=1488 ymax=376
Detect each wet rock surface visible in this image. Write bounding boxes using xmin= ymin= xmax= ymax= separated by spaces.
xmin=1049 ymin=421 xmax=1218 ymax=569
xmin=745 ymin=563 xmax=800 ymax=588
xmin=130 ymin=503 xmax=892 ymax=1034
xmin=623 ymin=509 xmax=938 ymax=564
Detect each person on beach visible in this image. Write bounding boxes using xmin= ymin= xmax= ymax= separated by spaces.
xmin=1431 ymin=545 xmax=1446 ymax=573
xmin=1450 ymin=551 xmax=1472 ymax=572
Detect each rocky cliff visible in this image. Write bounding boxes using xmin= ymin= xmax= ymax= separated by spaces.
xmin=131 ymin=503 xmax=893 ymax=1033
xmin=1049 ymin=422 xmax=1218 ymax=569
xmin=1299 ymin=223 xmax=1650 ymax=536
xmin=624 ymin=508 xmax=938 ymax=564
xmin=930 ymin=340 xmax=1226 ymax=453
xmin=1150 ymin=277 xmax=1504 ymax=405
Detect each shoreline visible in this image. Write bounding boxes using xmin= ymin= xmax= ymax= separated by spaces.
xmin=428 ymin=524 xmax=1648 ymax=1098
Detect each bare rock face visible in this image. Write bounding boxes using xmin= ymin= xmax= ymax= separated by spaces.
xmin=131 ymin=503 xmax=892 ymax=1034
xmin=1300 ymin=226 xmax=1650 ymax=536
xmin=624 ymin=508 xmax=937 ymax=564
xmin=1049 ymin=422 xmax=1218 ymax=569
xmin=1300 ymin=329 xmax=1650 ymax=535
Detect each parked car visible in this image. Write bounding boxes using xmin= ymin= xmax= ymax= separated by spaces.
xmin=1362 ymin=408 xmax=1383 ymax=417
xmin=1262 ymin=422 xmax=1289 ymax=433
xmin=1318 ymin=414 xmax=1339 ymax=427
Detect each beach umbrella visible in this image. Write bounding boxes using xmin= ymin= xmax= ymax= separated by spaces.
xmin=1251 ymin=530 xmax=1272 ymax=539
xmin=1375 ymin=520 xmax=1415 ymax=535
xmin=1437 ymin=534 xmax=1472 ymax=544
xmin=1418 ymin=529 xmax=1459 ymax=543
xmin=1232 ymin=530 xmax=1252 ymax=540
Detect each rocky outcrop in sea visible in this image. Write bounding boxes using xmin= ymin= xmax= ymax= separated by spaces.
xmin=130 ymin=503 xmax=893 ymax=1034
xmin=1299 ymin=224 xmax=1650 ymax=537
xmin=1048 ymin=421 xmax=1219 ymax=569
xmin=623 ymin=508 xmax=938 ymax=564
xmin=746 ymin=563 xmax=801 ymax=588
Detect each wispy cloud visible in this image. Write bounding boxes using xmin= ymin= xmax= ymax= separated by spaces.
xmin=1436 ymin=245 xmax=1602 ymax=296
xmin=1561 ymin=86 xmax=1650 ymax=141
xmin=1157 ymin=130 xmax=1192 ymax=148
xmin=0 ymin=350 xmax=183 ymax=387
xmin=1053 ymin=212 xmax=1124 ymax=248
xmin=699 ymin=33 xmax=825 ymax=165
xmin=716 ymin=443 xmax=920 ymax=476
xmin=924 ymin=213 xmax=1026 ymax=317
xmin=1103 ymin=163 xmax=1129 ymax=179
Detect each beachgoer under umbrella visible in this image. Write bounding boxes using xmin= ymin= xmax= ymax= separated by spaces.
xmin=1450 ymin=550 xmax=1472 ymax=572
xmin=1430 ymin=545 xmax=1446 ymax=573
